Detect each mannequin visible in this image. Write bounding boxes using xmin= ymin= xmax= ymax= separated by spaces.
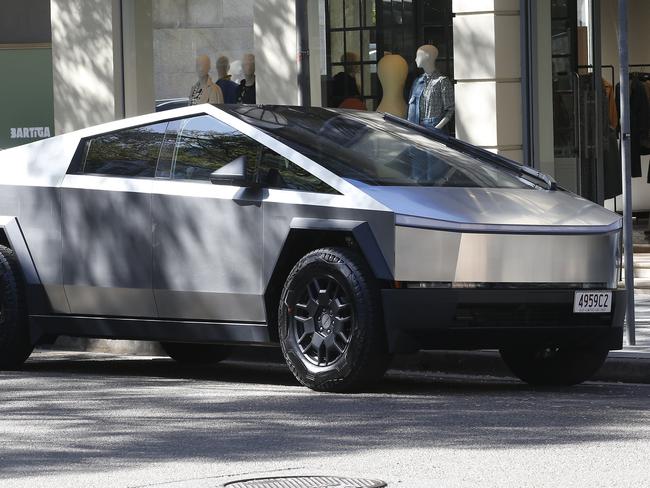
xmin=236 ymin=53 xmax=256 ymax=104
xmin=330 ymin=52 xmax=362 ymax=108
xmin=377 ymin=54 xmax=408 ymax=118
xmin=215 ymin=55 xmax=239 ymax=103
xmin=407 ymin=45 xmax=454 ymax=130
xmin=188 ymin=55 xmax=223 ymax=105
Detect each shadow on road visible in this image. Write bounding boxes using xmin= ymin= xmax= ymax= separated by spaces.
xmin=0 ymin=352 xmax=648 ymax=480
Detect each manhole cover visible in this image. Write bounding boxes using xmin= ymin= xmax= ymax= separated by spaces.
xmin=224 ymin=476 xmax=387 ymax=488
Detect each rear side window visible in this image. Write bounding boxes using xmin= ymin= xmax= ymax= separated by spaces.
xmin=77 ymin=122 xmax=167 ymax=177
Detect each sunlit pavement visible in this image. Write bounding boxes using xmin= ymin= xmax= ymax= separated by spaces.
xmin=0 ymin=351 xmax=649 ymax=488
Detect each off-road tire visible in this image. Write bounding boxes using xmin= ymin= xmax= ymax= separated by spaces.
xmin=0 ymin=245 xmax=33 ymax=369
xmin=279 ymin=247 xmax=391 ymax=392
xmin=160 ymin=342 xmax=232 ymax=365
xmin=499 ymin=345 xmax=610 ymax=386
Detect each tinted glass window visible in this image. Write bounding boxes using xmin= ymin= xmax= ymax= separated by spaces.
xmin=173 ymin=115 xmax=258 ymax=181
xmin=222 ymin=106 xmax=530 ymax=189
xmin=259 ymin=150 xmax=339 ymax=194
xmin=81 ymin=122 xmax=167 ymax=177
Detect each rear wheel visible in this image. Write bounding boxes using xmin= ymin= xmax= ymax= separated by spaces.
xmin=160 ymin=342 xmax=232 ymax=365
xmin=0 ymin=245 xmax=33 ymax=369
xmin=499 ymin=344 xmax=609 ymax=386
xmin=279 ymin=247 xmax=391 ymax=392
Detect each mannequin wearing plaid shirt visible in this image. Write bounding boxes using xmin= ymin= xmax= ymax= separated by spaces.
xmin=407 ymin=45 xmax=454 ymax=131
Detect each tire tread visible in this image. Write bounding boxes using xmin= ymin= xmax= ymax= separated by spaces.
xmin=279 ymin=246 xmax=391 ymax=392
xmin=0 ymin=245 xmax=33 ymax=368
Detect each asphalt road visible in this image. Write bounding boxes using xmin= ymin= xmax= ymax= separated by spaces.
xmin=1 ymin=351 xmax=649 ymax=488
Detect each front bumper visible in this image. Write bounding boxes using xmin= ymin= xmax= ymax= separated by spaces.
xmin=381 ymin=288 xmax=626 ymax=353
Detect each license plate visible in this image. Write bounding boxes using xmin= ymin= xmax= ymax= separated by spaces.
xmin=573 ymin=291 xmax=612 ymax=313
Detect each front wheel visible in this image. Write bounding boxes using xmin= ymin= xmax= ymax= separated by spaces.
xmin=279 ymin=247 xmax=391 ymax=392
xmin=499 ymin=345 xmax=609 ymax=386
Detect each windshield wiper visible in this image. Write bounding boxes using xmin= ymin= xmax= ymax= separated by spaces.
xmin=383 ymin=113 xmax=557 ymax=191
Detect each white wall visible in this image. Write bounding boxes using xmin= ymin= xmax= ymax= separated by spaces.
xmin=50 ymin=0 xmax=123 ymax=134
xmin=123 ymin=0 xmax=155 ymax=116
xmin=453 ymin=0 xmax=524 ymax=162
xmin=253 ymin=0 xmax=299 ymax=105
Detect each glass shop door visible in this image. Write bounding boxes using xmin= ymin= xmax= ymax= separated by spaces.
xmin=538 ymin=0 xmax=620 ymax=205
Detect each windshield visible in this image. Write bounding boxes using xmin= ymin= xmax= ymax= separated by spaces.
xmin=221 ymin=106 xmax=531 ymax=189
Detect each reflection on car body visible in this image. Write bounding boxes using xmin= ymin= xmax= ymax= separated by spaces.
xmin=0 ymin=103 xmax=625 ymax=391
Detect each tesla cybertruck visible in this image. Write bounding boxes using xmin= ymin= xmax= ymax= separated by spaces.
xmin=0 ymin=104 xmax=625 ymax=391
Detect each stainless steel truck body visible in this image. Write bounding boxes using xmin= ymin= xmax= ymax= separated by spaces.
xmin=0 ymin=104 xmax=625 ymax=391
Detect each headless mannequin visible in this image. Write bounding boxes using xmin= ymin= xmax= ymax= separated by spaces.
xmin=237 ymin=53 xmax=256 ymax=104
xmin=408 ymin=45 xmax=454 ymax=129
xmin=215 ymin=55 xmax=239 ymax=103
xmin=189 ymin=55 xmax=223 ymax=105
xmin=377 ymin=54 xmax=408 ymax=117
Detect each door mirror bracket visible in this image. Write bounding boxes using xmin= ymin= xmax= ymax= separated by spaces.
xmin=209 ymin=156 xmax=258 ymax=188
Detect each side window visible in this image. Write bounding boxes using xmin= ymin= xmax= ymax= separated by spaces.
xmin=259 ymin=150 xmax=340 ymax=194
xmin=172 ymin=115 xmax=258 ymax=182
xmin=79 ymin=122 xmax=167 ymax=177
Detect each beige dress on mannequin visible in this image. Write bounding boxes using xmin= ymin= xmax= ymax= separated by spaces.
xmin=377 ymin=54 xmax=408 ymax=118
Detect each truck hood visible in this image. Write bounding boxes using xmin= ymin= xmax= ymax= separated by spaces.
xmin=358 ymin=186 xmax=622 ymax=233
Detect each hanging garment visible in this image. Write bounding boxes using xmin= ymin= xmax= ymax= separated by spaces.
xmin=616 ymin=76 xmax=649 ymax=178
xmin=604 ymin=126 xmax=622 ymax=199
xmin=217 ymin=78 xmax=239 ymax=104
xmin=641 ymin=79 xmax=650 ymax=153
xmin=236 ymin=81 xmax=256 ymax=104
xmin=603 ymin=79 xmax=618 ymax=129
xmin=329 ymin=72 xmax=361 ymax=108
xmin=189 ymin=76 xmax=223 ymax=105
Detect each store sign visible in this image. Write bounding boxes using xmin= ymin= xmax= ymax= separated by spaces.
xmin=0 ymin=46 xmax=54 ymax=150
xmin=10 ymin=126 xmax=52 ymax=139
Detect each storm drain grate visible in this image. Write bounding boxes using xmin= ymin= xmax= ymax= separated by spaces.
xmin=224 ymin=476 xmax=387 ymax=488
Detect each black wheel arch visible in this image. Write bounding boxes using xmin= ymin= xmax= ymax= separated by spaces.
xmin=263 ymin=220 xmax=393 ymax=343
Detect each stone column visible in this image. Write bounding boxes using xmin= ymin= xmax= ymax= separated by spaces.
xmin=254 ymin=0 xmax=299 ymax=105
xmin=121 ymin=0 xmax=154 ymax=117
xmin=50 ymin=0 xmax=124 ymax=134
xmin=452 ymin=0 xmax=523 ymax=162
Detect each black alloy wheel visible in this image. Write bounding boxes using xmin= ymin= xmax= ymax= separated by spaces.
xmin=279 ymin=247 xmax=391 ymax=392
xmin=292 ymin=275 xmax=353 ymax=367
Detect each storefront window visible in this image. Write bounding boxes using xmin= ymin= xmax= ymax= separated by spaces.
xmin=323 ymin=0 xmax=453 ymax=111
xmin=326 ymin=0 xmax=377 ymax=110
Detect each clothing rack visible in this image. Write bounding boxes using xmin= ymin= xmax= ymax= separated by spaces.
xmin=577 ymin=64 xmax=616 ymax=88
xmin=629 ymin=65 xmax=650 ymax=82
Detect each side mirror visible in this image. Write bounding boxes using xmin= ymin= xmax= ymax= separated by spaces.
xmin=209 ymin=156 xmax=250 ymax=186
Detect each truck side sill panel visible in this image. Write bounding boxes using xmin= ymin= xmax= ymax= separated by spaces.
xmin=29 ymin=315 xmax=272 ymax=346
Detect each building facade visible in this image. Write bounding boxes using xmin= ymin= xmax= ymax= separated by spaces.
xmin=2 ymin=0 xmax=650 ymax=208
